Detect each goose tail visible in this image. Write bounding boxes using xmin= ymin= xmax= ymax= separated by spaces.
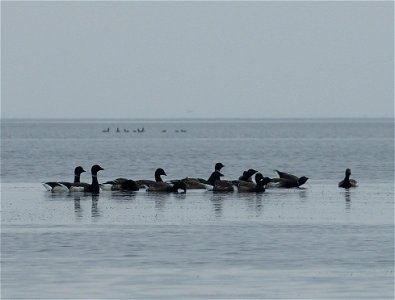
xmin=42 ymin=182 xmax=69 ymax=192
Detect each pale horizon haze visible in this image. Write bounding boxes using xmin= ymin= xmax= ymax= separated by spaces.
xmin=2 ymin=1 xmax=394 ymax=119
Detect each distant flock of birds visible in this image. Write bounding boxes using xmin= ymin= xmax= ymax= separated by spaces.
xmin=43 ymin=163 xmax=358 ymax=194
xmin=102 ymin=127 xmax=187 ymax=133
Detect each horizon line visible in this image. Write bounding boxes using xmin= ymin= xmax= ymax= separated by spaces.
xmin=1 ymin=116 xmax=394 ymax=121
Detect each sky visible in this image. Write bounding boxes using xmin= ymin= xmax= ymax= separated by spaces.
xmin=1 ymin=1 xmax=394 ymax=119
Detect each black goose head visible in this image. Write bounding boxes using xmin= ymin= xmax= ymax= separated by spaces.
xmin=74 ymin=166 xmax=86 ymax=175
xmin=215 ymin=162 xmax=224 ymax=171
xmin=155 ymin=168 xmax=167 ymax=182
xmin=91 ymin=165 xmax=104 ymax=175
xmin=262 ymin=176 xmax=273 ymax=186
xmin=254 ymin=173 xmax=264 ymax=183
xmin=297 ymin=176 xmax=309 ymax=186
xmin=345 ymin=168 xmax=351 ymax=176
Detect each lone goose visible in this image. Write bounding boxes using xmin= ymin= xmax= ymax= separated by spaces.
xmin=338 ymin=168 xmax=358 ymax=188
xmin=43 ymin=166 xmax=86 ymax=192
xmin=237 ymin=173 xmax=271 ymax=193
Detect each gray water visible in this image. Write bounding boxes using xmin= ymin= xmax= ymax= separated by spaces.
xmin=1 ymin=119 xmax=394 ymax=299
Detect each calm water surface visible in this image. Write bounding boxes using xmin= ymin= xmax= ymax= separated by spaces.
xmin=1 ymin=119 xmax=394 ymax=299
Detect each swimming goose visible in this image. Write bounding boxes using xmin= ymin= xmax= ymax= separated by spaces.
xmin=237 ymin=173 xmax=271 ymax=193
xmin=139 ymin=168 xmax=186 ymax=193
xmin=237 ymin=169 xmax=258 ymax=182
xmin=82 ymin=165 xmax=104 ymax=193
xmin=338 ymin=168 xmax=358 ymax=188
xmin=70 ymin=165 xmax=104 ymax=193
xmin=269 ymin=176 xmax=309 ymax=188
xmin=135 ymin=168 xmax=167 ymax=189
xmin=206 ymin=170 xmax=235 ymax=192
xmin=101 ymin=177 xmax=139 ymax=191
xmin=146 ymin=180 xmax=187 ymax=193
xmin=216 ymin=168 xmax=258 ymax=187
xmin=43 ymin=166 xmax=86 ymax=192
xmin=178 ymin=177 xmax=208 ymax=189
xmin=177 ymin=163 xmax=225 ymax=189
xmin=269 ymin=170 xmax=309 ymax=188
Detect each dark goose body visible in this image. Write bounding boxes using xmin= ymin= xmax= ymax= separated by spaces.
xmin=268 ymin=170 xmax=309 ymax=188
xmin=146 ymin=180 xmax=187 ymax=193
xmin=238 ymin=169 xmax=258 ymax=182
xmin=237 ymin=173 xmax=271 ymax=193
xmin=141 ymin=168 xmax=186 ymax=193
xmin=177 ymin=163 xmax=225 ymax=190
xmin=101 ymin=178 xmax=139 ymax=191
xmin=135 ymin=168 xmax=167 ymax=189
xmin=206 ymin=170 xmax=235 ymax=192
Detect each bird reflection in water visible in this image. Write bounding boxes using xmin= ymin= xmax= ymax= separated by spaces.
xmin=344 ymin=190 xmax=351 ymax=213
xmin=91 ymin=194 xmax=100 ymax=219
xmin=298 ymin=188 xmax=308 ymax=201
xmin=74 ymin=195 xmax=83 ymax=219
xmin=150 ymin=193 xmax=170 ymax=212
xmin=238 ymin=193 xmax=264 ymax=218
xmin=110 ymin=191 xmax=137 ymax=202
xmin=210 ymin=193 xmax=226 ymax=218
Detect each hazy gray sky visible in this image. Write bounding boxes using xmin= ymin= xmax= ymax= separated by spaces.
xmin=2 ymin=1 xmax=394 ymax=119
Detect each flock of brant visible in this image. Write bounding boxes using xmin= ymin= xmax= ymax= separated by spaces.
xmin=43 ymin=163 xmax=358 ymax=194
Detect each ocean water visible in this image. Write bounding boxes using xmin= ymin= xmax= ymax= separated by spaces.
xmin=1 ymin=118 xmax=394 ymax=299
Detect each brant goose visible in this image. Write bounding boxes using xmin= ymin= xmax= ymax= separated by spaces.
xmin=338 ymin=168 xmax=358 ymax=188
xmin=238 ymin=169 xmax=258 ymax=182
xmin=182 ymin=164 xmax=256 ymax=191
xmin=177 ymin=163 xmax=225 ymax=189
xmin=101 ymin=178 xmax=139 ymax=191
xmin=237 ymin=173 xmax=271 ymax=193
xmin=215 ymin=168 xmax=258 ymax=187
xmin=43 ymin=166 xmax=86 ymax=192
xmin=139 ymin=168 xmax=186 ymax=193
xmin=82 ymin=165 xmax=104 ymax=194
xmin=136 ymin=168 xmax=167 ymax=189
xmin=269 ymin=169 xmax=309 ymax=188
xmin=69 ymin=165 xmax=104 ymax=193
xmin=146 ymin=180 xmax=187 ymax=193
xmin=208 ymin=170 xmax=235 ymax=192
